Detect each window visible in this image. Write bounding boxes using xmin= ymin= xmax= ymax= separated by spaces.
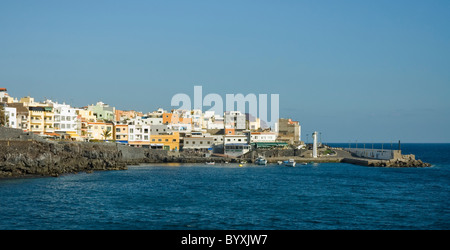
xmin=152 ymin=139 xmax=155 ymax=142
xmin=116 ymin=128 xmax=121 ymax=132
xmin=173 ymin=139 xmax=176 ymax=142
xmin=227 ymin=139 xmax=230 ymax=142
xmin=186 ymin=141 xmax=189 ymax=144
xmin=165 ymin=139 xmax=168 ymax=142
xmin=144 ymin=135 xmax=149 ymax=140
xmin=116 ymin=135 xmax=121 ymax=140
xmin=200 ymin=141 xmax=203 ymax=144
xmin=129 ymin=128 xmax=134 ymax=133
xmin=158 ymin=139 xmax=162 ymax=142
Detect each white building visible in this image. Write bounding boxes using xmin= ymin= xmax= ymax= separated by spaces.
xmin=143 ymin=117 xmax=163 ymax=126
xmin=49 ymin=101 xmax=79 ymax=135
xmin=4 ymin=106 xmax=17 ymax=128
xmin=224 ymin=111 xmax=246 ymax=130
xmin=128 ymin=117 xmax=151 ymax=146
xmin=224 ymin=134 xmax=249 ymax=145
xmin=223 ymin=134 xmax=252 ymax=157
xmin=203 ymin=111 xmax=225 ymax=130
xmin=250 ymin=132 xmax=277 ymax=143
xmin=183 ymin=132 xmax=215 ymax=151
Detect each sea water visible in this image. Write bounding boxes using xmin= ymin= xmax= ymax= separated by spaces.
xmin=0 ymin=144 xmax=449 ymax=230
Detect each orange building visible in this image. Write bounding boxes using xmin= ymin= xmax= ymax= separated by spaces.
xmin=114 ymin=124 xmax=128 ymax=143
xmin=115 ymin=110 xmax=143 ymax=122
xmin=163 ymin=113 xmax=192 ymax=125
xmin=150 ymin=132 xmax=180 ymax=151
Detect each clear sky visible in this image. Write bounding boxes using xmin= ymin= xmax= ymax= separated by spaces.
xmin=1 ymin=0 xmax=449 ymax=142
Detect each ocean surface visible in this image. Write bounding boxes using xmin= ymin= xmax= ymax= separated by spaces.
xmin=0 ymin=143 xmax=449 ymax=230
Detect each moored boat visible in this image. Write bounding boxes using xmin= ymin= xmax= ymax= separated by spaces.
xmin=285 ymin=159 xmax=296 ymax=167
xmin=255 ymin=156 xmax=267 ymax=165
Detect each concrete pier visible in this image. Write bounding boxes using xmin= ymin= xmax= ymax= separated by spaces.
xmin=245 ymin=147 xmax=430 ymax=168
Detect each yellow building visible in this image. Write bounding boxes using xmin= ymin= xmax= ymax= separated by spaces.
xmin=87 ymin=121 xmax=114 ymax=141
xmin=77 ymin=109 xmax=96 ymax=140
xmin=28 ymin=106 xmax=55 ymax=135
xmin=150 ymin=132 xmax=180 ymax=151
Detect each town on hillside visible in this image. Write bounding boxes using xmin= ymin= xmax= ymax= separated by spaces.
xmin=0 ymin=88 xmax=302 ymax=157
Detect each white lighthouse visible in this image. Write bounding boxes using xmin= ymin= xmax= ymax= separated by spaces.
xmin=312 ymin=131 xmax=318 ymax=158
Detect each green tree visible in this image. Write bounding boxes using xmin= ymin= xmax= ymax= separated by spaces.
xmin=102 ymin=129 xmax=112 ymax=141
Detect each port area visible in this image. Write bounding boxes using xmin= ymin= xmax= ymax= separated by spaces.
xmin=245 ymin=148 xmax=431 ymax=168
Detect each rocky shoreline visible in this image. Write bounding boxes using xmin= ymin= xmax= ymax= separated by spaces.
xmin=0 ymin=139 xmax=237 ymax=178
xmin=0 ymin=140 xmax=127 ymax=178
xmin=0 ymin=127 xmax=431 ymax=178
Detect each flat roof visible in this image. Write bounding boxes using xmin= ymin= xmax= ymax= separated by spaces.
xmin=252 ymin=142 xmax=289 ymax=148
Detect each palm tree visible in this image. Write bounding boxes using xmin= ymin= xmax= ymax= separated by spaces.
xmin=102 ymin=129 xmax=112 ymax=141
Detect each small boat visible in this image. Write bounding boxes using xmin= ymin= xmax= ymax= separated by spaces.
xmin=285 ymin=159 xmax=296 ymax=167
xmin=255 ymin=156 xmax=267 ymax=165
xmin=277 ymin=161 xmax=283 ymax=165
xmin=205 ymin=162 xmax=215 ymax=165
xmin=301 ymin=162 xmax=308 ymax=165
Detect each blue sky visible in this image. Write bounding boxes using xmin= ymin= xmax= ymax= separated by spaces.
xmin=1 ymin=0 xmax=449 ymax=142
